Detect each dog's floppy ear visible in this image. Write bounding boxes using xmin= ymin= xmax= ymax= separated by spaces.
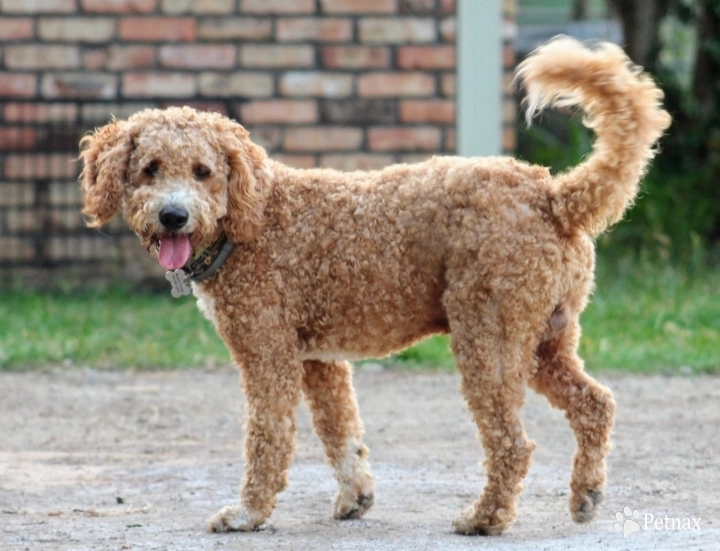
xmin=79 ymin=119 xmax=134 ymax=228
xmin=218 ymin=119 xmax=270 ymax=242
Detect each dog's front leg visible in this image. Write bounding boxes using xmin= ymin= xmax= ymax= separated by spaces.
xmin=302 ymin=360 xmax=375 ymax=520
xmin=207 ymin=346 xmax=303 ymax=532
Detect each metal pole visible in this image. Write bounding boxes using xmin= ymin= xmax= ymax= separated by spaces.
xmin=457 ymin=0 xmax=502 ymax=157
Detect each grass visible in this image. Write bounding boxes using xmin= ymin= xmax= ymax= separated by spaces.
xmin=1 ymin=256 xmax=719 ymax=373
xmin=0 ymin=291 xmax=230 ymax=370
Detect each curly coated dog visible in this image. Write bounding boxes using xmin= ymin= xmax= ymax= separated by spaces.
xmin=79 ymin=38 xmax=670 ymax=536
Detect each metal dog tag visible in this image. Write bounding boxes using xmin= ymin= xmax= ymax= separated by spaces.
xmin=165 ymin=269 xmax=192 ymax=298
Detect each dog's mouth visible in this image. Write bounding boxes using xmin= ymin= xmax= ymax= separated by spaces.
xmin=156 ymin=233 xmax=192 ymax=271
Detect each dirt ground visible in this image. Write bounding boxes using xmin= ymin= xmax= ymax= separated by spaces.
xmin=0 ymin=366 xmax=718 ymax=551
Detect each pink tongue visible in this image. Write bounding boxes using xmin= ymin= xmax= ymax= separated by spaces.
xmin=158 ymin=233 xmax=191 ymax=270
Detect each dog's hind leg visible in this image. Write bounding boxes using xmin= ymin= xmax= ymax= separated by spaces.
xmin=530 ymin=320 xmax=616 ymax=523
xmin=446 ymin=293 xmax=538 ymax=536
xmin=207 ymin=347 xmax=303 ymax=532
xmin=302 ymin=359 xmax=375 ymax=520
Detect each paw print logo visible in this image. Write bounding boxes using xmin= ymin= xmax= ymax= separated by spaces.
xmin=613 ymin=506 xmax=641 ymax=538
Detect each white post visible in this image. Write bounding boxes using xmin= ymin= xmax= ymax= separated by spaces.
xmin=457 ymin=0 xmax=503 ymax=157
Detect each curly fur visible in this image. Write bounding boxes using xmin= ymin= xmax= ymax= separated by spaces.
xmin=79 ymin=38 xmax=670 ymax=536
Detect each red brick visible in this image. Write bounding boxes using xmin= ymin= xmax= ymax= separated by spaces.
xmin=120 ymin=17 xmax=196 ymax=41
xmin=106 ymin=45 xmax=156 ymax=70
xmin=368 ymin=127 xmax=441 ymax=151
xmin=358 ymin=73 xmax=435 ymax=97
xmin=503 ymin=98 xmax=515 ymax=124
xmin=503 ymin=44 xmax=516 ymax=67
xmin=39 ymin=17 xmax=115 ymax=42
xmin=0 ymin=18 xmax=34 ymax=40
xmin=0 ymin=128 xmax=38 ymax=151
xmin=161 ymin=0 xmax=234 ymax=13
xmin=42 ymin=73 xmax=116 ymax=98
xmin=4 ymin=153 xmax=78 ymax=179
xmin=199 ymin=72 xmax=274 ymax=98
xmin=321 ymin=46 xmax=390 ymax=69
xmin=440 ymin=16 xmax=455 ymax=42
xmin=399 ymin=100 xmax=455 ymax=123
xmin=2 ymin=0 xmax=76 ymax=13
xmin=241 ymin=100 xmax=318 ymax=124
xmin=0 ymin=237 xmax=32 ymax=261
xmin=440 ymin=72 xmax=455 ymax=97
xmin=4 ymin=102 xmax=78 ymax=122
xmin=445 ymin=127 xmax=455 ymax=151
xmin=240 ymin=45 xmax=314 ymax=68
xmin=0 ymin=237 xmax=33 ymax=261
xmin=277 ymin=18 xmax=352 ymax=42
xmin=503 ymin=126 xmax=516 ymax=152
xmin=396 ymin=46 xmax=455 ymax=69
xmin=82 ymin=0 xmax=156 ymax=12
xmin=198 ymin=18 xmax=272 ymax=40
xmin=320 ymin=0 xmax=396 ymax=14
xmin=280 ymin=72 xmax=353 ymax=98
xmin=160 ymin=45 xmax=236 ymax=69
xmin=284 ymin=127 xmax=363 ymax=151
xmin=123 ymin=72 xmax=196 ymax=97
xmin=82 ymin=49 xmax=109 ymax=70
xmin=271 ymin=154 xmax=317 ymax=169
xmin=359 ymin=18 xmax=436 ymax=43
xmin=5 ymin=46 xmax=80 ymax=70
xmin=242 ymin=0 xmax=315 ymax=13
xmin=320 ymin=153 xmax=393 ymax=170
xmin=440 ymin=0 xmax=455 ymax=13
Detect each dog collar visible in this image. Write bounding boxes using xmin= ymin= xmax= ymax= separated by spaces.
xmin=165 ymin=234 xmax=235 ymax=298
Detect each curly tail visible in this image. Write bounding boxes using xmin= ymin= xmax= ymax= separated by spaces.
xmin=516 ymin=37 xmax=671 ymax=237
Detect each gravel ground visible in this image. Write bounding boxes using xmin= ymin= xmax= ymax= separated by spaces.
xmin=0 ymin=367 xmax=718 ymax=551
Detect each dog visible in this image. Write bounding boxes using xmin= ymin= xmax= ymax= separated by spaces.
xmin=79 ymin=38 xmax=670 ymax=535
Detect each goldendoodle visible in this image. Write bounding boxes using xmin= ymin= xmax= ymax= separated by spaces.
xmin=79 ymin=38 xmax=670 ymax=535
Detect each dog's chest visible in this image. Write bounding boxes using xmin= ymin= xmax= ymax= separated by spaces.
xmin=193 ymin=283 xmax=219 ymax=330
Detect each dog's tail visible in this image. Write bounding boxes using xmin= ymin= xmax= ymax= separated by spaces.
xmin=516 ymin=37 xmax=671 ymax=237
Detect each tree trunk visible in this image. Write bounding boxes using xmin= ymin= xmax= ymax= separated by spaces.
xmin=692 ymin=1 xmax=720 ymax=118
xmin=572 ymin=0 xmax=588 ymax=20
xmin=608 ymin=0 xmax=671 ymax=70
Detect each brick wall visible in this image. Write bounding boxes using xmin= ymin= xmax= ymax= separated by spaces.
xmin=0 ymin=0 xmax=519 ymax=166
xmin=0 ymin=0 xmax=517 ymax=286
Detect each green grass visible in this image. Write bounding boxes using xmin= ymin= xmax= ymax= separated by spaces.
xmin=1 ymin=257 xmax=719 ymax=373
xmin=0 ymin=291 xmax=230 ymax=370
xmin=579 ymin=257 xmax=720 ymax=373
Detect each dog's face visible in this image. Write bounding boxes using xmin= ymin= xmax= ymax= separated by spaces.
xmin=79 ymin=106 xmax=269 ymax=270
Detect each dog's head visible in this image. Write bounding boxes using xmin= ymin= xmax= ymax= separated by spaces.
xmin=79 ymin=106 xmax=270 ymax=270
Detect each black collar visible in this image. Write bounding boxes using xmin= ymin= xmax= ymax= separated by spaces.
xmin=183 ymin=234 xmax=235 ymax=282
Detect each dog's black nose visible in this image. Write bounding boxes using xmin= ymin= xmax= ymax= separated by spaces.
xmin=159 ymin=206 xmax=189 ymax=231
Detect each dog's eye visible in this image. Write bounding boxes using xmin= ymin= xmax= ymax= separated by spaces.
xmin=144 ymin=161 xmax=159 ymax=177
xmin=193 ymin=164 xmax=211 ymax=179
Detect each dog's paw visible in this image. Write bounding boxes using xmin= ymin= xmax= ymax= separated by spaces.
xmin=570 ymin=488 xmax=604 ymax=523
xmin=332 ymin=447 xmax=375 ymax=520
xmin=334 ymin=489 xmax=375 ymax=520
xmin=206 ymin=504 xmax=263 ymax=533
xmin=452 ymin=505 xmax=510 ymax=536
